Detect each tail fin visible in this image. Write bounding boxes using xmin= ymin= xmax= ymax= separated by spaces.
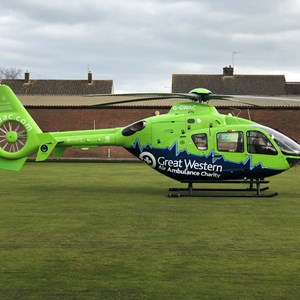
xmin=0 ymin=85 xmax=42 ymax=170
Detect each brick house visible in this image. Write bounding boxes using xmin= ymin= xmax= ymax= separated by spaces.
xmin=172 ymin=66 xmax=300 ymax=95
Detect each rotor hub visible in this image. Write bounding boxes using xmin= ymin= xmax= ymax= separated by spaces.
xmin=6 ymin=131 xmax=18 ymax=143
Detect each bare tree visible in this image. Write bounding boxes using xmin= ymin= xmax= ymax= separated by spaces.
xmin=0 ymin=68 xmax=22 ymax=79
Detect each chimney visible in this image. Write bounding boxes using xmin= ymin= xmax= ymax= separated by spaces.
xmin=24 ymin=71 xmax=30 ymax=83
xmin=88 ymin=71 xmax=92 ymax=84
xmin=223 ymin=65 xmax=234 ymax=77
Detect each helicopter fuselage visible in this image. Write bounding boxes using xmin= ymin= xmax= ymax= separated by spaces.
xmin=116 ymin=102 xmax=300 ymax=182
xmin=48 ymin=101 xmax=300 ymax=182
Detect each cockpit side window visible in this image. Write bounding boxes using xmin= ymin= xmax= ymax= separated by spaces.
xmin=192 ymin=133 xmax=208 ymax=150
xmin=122 ymin=121 xmax=146 ymax=136
xmin=247 ymin=131 xmax=277 ymax=155
xmin=252 ymin=125 xmax=300 ymax=156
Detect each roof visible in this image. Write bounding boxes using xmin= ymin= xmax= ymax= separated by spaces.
xmin=286 ymin=82 xmax=300 ymax=95
xmin=1 ymin=79 xmax=113 ymax=95
xmin=172 ymin=74 xmax=288 ymax=96
xmin=19 ymin=94 xmax=300 ymax=108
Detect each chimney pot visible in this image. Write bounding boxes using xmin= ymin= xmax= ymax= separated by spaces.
xmin=24 ymin=71 xmax=30 ymax=83
xmin=223 ymin=65 xmax=234 ymax=77
xmin=88 ymin=71 xmax=92 ymax=84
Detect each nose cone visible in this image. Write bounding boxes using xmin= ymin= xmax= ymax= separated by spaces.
xmin=286 ymin=157 xmax=300 ymax=167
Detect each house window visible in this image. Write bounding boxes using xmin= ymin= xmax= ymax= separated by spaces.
xmin=217 ymin=132 xmax=244 ymax=152
xmin=192 ymin=133 xmax=208 ymax=150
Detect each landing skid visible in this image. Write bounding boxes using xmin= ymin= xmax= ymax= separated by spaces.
xmin=168 ymin=179 xmax=278 ymax=198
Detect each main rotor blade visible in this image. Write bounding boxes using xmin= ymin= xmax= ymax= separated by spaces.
xmin=208 ymin=94 xmax=300 ymax=107
xmin=86 ymin=93 xmax=200 ymax=107
xmin=207 ymin=95 xmax=262 ymax=107
xmin=86 ymin=90 xmax=300 ymax=107
xmin=210 ymin=94 xmax=300 ymax=101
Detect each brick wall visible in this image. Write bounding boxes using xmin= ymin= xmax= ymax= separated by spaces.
xmin=27 ymin=107 xmax=300 ymax=159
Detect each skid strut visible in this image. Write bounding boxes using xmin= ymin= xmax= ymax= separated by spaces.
xmin=168 ymin=179 xmax=278 ymax=198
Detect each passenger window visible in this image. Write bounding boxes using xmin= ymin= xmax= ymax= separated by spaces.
xmin=192 ymin=133 xmax=208 ymax=150
xmin=247 ymin=131 xmax=277 ymax=155
xmin=217 ymin=132 xmax=244 ymax=152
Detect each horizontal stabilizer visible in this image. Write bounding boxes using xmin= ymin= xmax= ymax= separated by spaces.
xmin=53 ymin=147 xmax=66 ymax=158
xmin=0 ymin=157 xmax=27 ymax=171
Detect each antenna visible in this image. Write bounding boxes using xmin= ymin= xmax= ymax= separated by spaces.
xmin=232 ymin=52 xmax=241 ymax=67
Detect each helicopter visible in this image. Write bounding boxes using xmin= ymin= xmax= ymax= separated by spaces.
xmin=0 ymin=84 xmax=300 ymax=197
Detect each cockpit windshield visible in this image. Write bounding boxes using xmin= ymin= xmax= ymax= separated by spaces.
xmin=252 ymin=125 xmax=300 ymax=156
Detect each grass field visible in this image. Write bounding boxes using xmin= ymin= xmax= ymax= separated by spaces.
xmin=0 ymin=162 xmax=299 ymax=299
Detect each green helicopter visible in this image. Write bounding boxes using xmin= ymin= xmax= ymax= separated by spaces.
xmin=0 ymin=84 xmax=300 ymax=197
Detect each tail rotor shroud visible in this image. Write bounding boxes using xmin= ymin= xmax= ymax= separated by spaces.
xmin=0 ymin=121 xmax=27 ymax=153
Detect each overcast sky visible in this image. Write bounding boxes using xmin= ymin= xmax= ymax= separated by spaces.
xmin=1 ymin=0 xmax=300 ymax=92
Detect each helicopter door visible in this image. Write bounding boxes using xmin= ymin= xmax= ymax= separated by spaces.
xmin=245 ymin=130 xmax=289 ymax=171
xmin=213 ymin=131 xmax=248 ymax=175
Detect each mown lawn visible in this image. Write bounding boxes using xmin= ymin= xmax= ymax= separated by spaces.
xmin=0 ymin=162 xmax=299 ymax=299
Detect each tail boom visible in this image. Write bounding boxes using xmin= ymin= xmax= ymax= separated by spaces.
xmin=0 ymin=84 xmax=122 ymax=170
xmin=36 ymin=128 xmax=122 ymax=161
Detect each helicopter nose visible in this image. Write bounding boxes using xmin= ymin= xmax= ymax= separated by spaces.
xmin=286 ymin=157 xmax=300 ymax=167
